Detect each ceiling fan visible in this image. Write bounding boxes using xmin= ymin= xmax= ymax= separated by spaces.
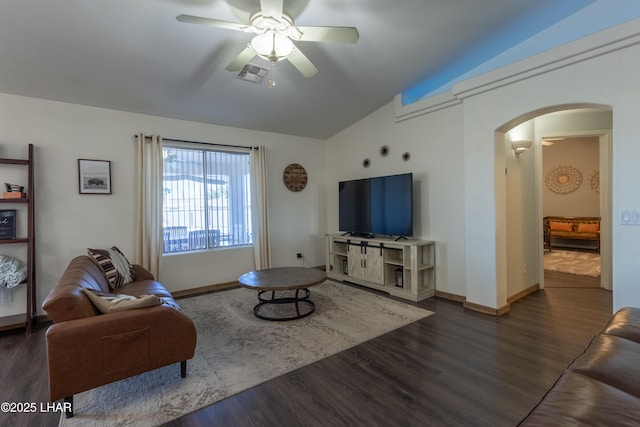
xmin=176 ymin=0 xmax=359 ymax=83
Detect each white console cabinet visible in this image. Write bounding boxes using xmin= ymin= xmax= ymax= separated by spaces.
xmin=327 ymin=234 xmax=435 ymax=302
xmin=347 ymin=240 xmax=384 ymax=285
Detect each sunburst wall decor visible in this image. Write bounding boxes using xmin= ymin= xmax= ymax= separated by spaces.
xmin=544 ymin=165 xmax=583 ymax=194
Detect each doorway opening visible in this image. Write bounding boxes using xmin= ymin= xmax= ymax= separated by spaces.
xmin=541 ymin=135 xmax=602 ymax=288
xmin=497 ymin=105 xmax=612 ymax=306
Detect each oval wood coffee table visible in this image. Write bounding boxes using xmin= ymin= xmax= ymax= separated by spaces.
xmin=238 ymin=267 xmax=327 ymax=321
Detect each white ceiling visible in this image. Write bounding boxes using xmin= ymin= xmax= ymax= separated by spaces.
xmin=0 ymin=0 xmax=586 ymax=140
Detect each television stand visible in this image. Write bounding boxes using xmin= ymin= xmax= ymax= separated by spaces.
xmin=326 ymin=234 xmax=435 ymax=302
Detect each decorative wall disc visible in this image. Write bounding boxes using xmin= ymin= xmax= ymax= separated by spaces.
xmin=589 ymin=170 xmax=600 ymax=193
xmin=362 ymin=158 xmax=370 ymax=168
xmin=544 ymin=165 xmax=583 ymax=194
xmin=379 ymin=145 xmax=389 ymax=157
xmin=402 ymin=152 xmax=410 ymax=161
xmin=282 ymin=163 xmax=307 ymax=192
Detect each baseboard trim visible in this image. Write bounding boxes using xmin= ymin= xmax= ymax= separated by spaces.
xmin=171 ymin=269 xmax=520 ymax=316
xmin=436 ymin=290 xmax=511 ymax=316
xmin=507 ymin=284 xmax=540 ymax=305
xmin=172 ymin=281 xmax=240 ymax=299
xmin=159 ymin=266 xmax=326 ymax=300
xmin=463 ymin=300 xmax=511 ymax=316
xmin=435 ymin=290 xmax=466 ymax=303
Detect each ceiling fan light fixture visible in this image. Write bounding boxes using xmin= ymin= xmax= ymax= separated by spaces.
xmin=251 ymin=32 xmax=293 ymax=61
xmin=177 ymin=5 xmax=357 ymax=82
xmin=250 ymin=12 xmax=294 ymax=34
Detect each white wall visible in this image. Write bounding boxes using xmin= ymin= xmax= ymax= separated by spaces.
xmin=0 ymin=93 xmax=325 ymax=317
xmin=457 ymin=21 xmax=640 ymax=312
xmin=325 ymin=101 xmax=468 ymax=298
xmin=334 ymin=18 xmax=640 ymax=313
xmin=505 ymin=123 xmax=537 ymax=298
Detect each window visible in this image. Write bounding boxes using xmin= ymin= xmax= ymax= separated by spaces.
xmin=162 ymin=144 xmax=252 ymax=253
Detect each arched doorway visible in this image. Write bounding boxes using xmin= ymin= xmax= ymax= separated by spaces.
xmin=495 ymin=104 xmax=612 ymax=309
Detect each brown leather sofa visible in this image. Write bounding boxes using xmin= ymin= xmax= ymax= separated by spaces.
xmin=42 ymin=255 xmax=197 ymax=418
xmin=519 ymin=307 xmax=640 ymax=425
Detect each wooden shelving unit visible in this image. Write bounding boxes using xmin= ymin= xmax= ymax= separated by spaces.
xmin=0 ymin=144 xmax=36 ymax=334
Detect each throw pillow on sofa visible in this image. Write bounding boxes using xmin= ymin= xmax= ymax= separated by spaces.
xmin=87 ymin=246 xmax=135 ymax=290
xmin=577 ymin=222 xmax=599 ymax=233
xmin=549 ymin=221 xmax=573 ymax=232
xmin=82 ymin=288 xmax=162 ymax=313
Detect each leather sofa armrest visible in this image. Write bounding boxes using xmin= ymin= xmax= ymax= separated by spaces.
xmin=45 ymin=305 xmax=196 ymax=402
xmin=131 ymin=264 xmax=155 ymax=281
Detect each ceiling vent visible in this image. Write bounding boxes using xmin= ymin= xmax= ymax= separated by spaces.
xmin=234 ymin=63 xmax=269 ymax=84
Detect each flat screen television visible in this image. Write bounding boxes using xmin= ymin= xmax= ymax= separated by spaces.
xmin=338 ymin=173 xmax=413 ymax=239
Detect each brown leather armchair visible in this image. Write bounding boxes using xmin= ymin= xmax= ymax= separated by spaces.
xmin=42 ymin=256 xmax=196 ymax=418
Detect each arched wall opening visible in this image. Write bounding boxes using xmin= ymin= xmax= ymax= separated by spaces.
xmin=495 ymin=103 xmax=612 ymax=312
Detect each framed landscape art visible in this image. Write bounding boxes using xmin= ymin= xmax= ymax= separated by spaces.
xmin=78 ymin=159 xmax=112 ymax=194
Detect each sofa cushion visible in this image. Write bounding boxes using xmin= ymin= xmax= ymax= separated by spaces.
xmin=82 ymin=288 xmax=162 ymax=313
xmin=87 ymin=246 xmax=134 ymax=290
xmin=550 ymin=230 xmax=599 ymax=239
xmin=568 ymin=334 xmax=640 ymax=399
xmin=117 ymin=279 xmax=174 ymax=299
xmin=519 ymin=371 xmax=640 ymax=426
xmin=602 ymin=307 xmax=640 ymax=343
xmin=549 ymin=221 xmax=573 ymax=231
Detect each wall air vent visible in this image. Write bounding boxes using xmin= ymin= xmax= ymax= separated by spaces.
xmin=234 ymin=63 xmax=269 ymax=83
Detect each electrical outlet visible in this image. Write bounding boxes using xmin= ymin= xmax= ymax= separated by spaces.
xmin=2 ymin=289 xmax=12 ymax=303
xmin=296 ymin=253 xmax=303 ymax=259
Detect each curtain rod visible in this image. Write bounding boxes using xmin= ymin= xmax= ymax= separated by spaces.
xmin=135 ymin=134 xmax=257 ymax=150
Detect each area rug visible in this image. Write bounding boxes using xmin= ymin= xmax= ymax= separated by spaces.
xmin=544 ymin=250 xmax=601 ymax=277
xmin=60 ymin=281 xmax=433 ymax=426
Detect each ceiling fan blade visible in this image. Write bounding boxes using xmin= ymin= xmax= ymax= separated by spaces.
xmin=296 ymin=26 xmax=359 ymax=43
xmin=260 ymin=0 xmax=283 ymax=21
xmin=287 ymin=47 xmax=319 ymax=78
xmin=225 ymin=46 xmax=257 ymax=72
xmin=176 ymin=14 xmax=249 ymax=32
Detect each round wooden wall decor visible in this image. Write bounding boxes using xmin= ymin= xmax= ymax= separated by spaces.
xmin=282 ymin=163 xmax=308 ymax=192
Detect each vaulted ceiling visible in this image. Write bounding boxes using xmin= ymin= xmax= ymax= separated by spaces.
xmin=0 ymin=1 xmax=595 ymax=139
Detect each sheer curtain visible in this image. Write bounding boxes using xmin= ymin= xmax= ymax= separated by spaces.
xmin=135 ymin=134 xmax=163 ymax=278
xmin=250 ymin=146 xmax=271 ymax=269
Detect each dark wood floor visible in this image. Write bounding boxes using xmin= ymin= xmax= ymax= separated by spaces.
xmin=544 ymin=269 xmax=601 ymax=288
xmin=1 ymin=275 xmax=612 ymax=427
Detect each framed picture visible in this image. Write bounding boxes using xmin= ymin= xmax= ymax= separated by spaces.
xmin=78 ymin=159 xmax=112 ymax=194
xmin=0 ymin=209 xmax=17 ymax=239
